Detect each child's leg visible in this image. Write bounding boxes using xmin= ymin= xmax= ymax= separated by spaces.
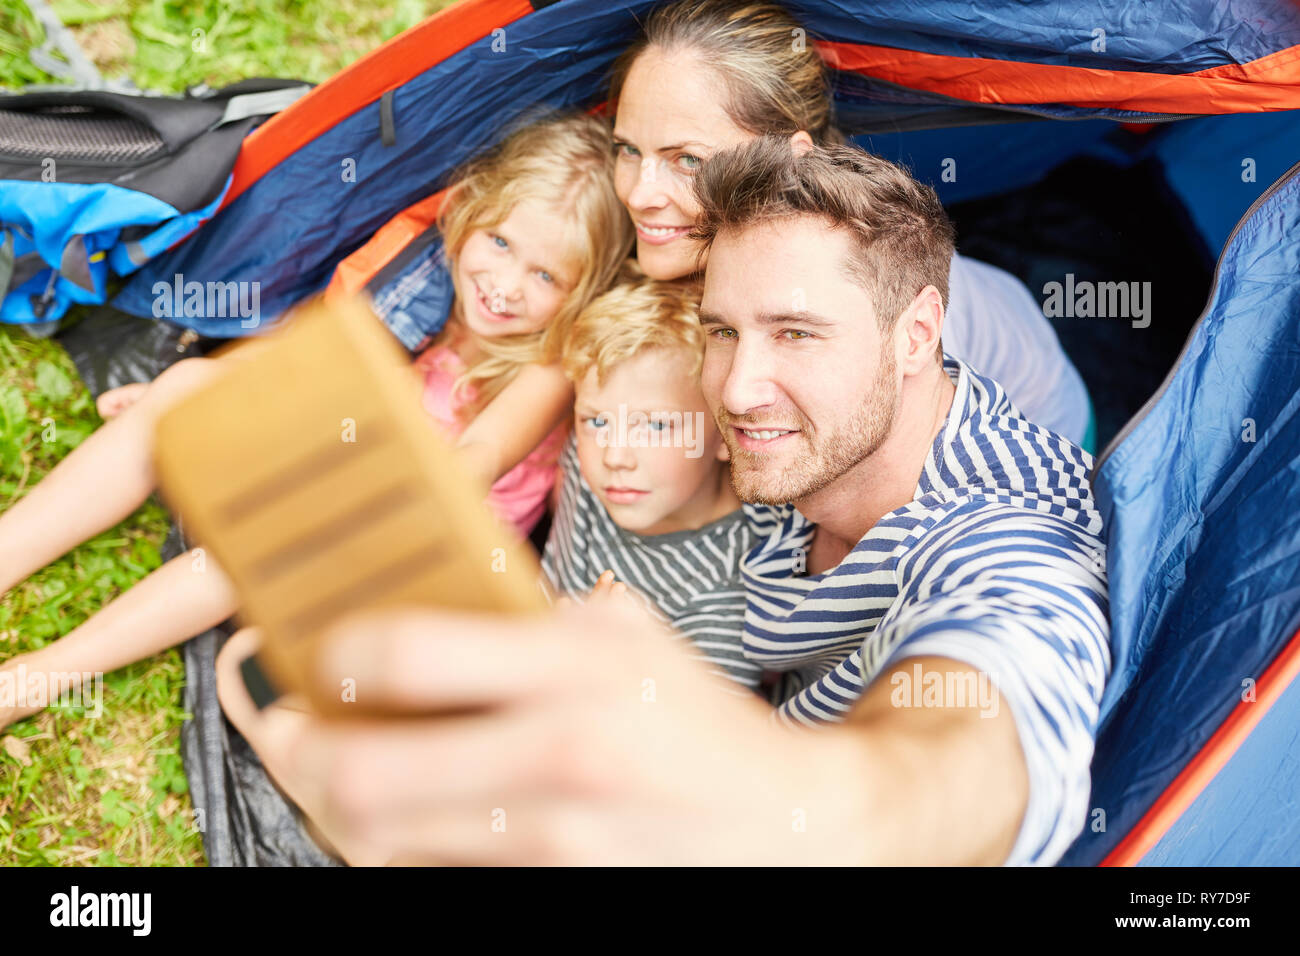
xmin=0 ymin=357 xmax=225 ymax=595
xmin=0 ymin=549 xmax=239 ymax=729
xmin=215 ymin=630 xmax=386 ymax=866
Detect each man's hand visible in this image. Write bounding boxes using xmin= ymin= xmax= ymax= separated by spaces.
xmin=280 ymin=599 xmax=872 ymax=865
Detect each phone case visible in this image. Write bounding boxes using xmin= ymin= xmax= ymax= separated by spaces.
xmin=152 ymin=296 xmax=547 ymax=713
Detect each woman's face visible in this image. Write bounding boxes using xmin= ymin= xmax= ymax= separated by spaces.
xmin=613 ymin=46 xmax=757 ymax=281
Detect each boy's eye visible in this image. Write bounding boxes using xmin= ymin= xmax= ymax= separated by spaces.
xmin=586 ymin=415 xmax=608 ymax=429
xmin=537 ymin=269 xmax=554 ymax=284
xmin=784 ymin=329 xmax=811 ymax=340
xmin=648 ymin=419 xmax=671 ymax=432
xmin=708 ymin=327 xmax=737 ymax=340
xmin=492 ymin=234 xmax=508 ymax=249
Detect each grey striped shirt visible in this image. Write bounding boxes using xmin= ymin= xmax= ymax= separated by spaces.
xmin=542 ymin=435 xmax=768 ymax=692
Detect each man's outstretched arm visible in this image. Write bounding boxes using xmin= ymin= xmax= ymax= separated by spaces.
xmin=844 ymin=656 xmax=1030 ymax=865
xmin=263 ymin=603 xmax=1036 ymax=865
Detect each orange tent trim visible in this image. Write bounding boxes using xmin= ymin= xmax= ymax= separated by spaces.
xmin=818 ymin=41 xmax=1300 ymax=115
xmin=1100 ymin=623 xmax=1300 ymax=866
xmin=219 ymin=0 xmax=533 ymax=216
xmin=325 ymin=190 xmax=449 ymax=300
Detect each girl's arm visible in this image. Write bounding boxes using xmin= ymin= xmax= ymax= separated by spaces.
xmin=455 ymin=362 xmax=573 ymax=487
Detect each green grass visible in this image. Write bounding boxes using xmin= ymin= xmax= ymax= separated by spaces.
xmin=0 ymin=330 xmax=197 ymax=865
xmin=1 ymin=0 xmax=439 ymax=90
xmin=0 ymin=0 xmax=462 ymax=866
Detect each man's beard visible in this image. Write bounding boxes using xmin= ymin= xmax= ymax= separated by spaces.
xmin=718 ymin=348 xmax=900 ymax=506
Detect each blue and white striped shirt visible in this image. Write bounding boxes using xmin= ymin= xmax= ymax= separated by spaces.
xmin=741 ymin=356 xmax=1110 ymax=866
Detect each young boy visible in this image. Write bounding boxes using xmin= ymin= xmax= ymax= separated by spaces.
xmin=542 ymin=264 xmax=768 ymax=693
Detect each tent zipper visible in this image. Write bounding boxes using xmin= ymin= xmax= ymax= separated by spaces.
xmin=1092 ymin=157 xmax=1300 ymax=473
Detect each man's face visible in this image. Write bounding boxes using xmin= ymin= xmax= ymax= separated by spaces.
xmin=700 ymin=218 xmax=901 ymax=505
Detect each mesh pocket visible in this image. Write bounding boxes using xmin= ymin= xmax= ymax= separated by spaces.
xmin=0 ymin=104 xmax=165 ymax=164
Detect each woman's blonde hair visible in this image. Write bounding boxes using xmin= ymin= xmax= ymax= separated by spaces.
xmin=607 ymin=0 xmax=843 ymax=147
xmin=438 ymin=108 xmax=634 ymax=409
xmin=562 ymin=260 xmax=705 ymax=386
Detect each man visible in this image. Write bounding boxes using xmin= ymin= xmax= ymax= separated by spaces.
xmin=228 ymin=136 xmax=1109 ymax=866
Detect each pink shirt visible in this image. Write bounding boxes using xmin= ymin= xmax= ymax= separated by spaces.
xmin=413 ymin=344 xmax=566 ymax=537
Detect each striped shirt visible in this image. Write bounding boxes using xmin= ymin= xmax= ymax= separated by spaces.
xmin=742 ymin=356 xmax=1110 ymax=866
xmin=542 ymin=435 xmax=767 ymax=691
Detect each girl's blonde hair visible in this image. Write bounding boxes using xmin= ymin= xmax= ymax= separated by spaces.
xmin=438 ymin=109 xmax=634 ymax=408
xmin=562 ymin=259 xmax=705 ymax=386
xmin=607 ymin=0 xmax=844 ymax=147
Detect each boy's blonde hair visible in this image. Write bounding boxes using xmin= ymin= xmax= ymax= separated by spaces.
xmin=563 ymin=260 xmax=705 ymax=387
xmin=439 ymin=109 xmax=634 ymax=407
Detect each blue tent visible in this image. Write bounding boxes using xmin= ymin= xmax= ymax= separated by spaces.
xmin=1058 ymin=151 xmax=1300 ymax=866
xmin=8 ymin=0 xmax=1300 ymax=864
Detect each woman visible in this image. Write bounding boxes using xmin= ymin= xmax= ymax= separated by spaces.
xmin=604 ymin=0 xmax=1092 ymax=446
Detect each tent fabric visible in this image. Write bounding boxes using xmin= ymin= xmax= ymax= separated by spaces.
xmin=324 ymin=190 xmax=447 ymax=300
xmin=216 ymin=0 xmax=537 ymax=214
xmin=216 ymin=0 xmax=1300 ymax=212
xmin=1130 ymin=639 xmax=1300 ymax=866
xmin=322 ymin=189 xmax=452 ymax=350
xmin=1059 ymin=158 xmax=1300 ymax=866
xmin=788 ymin=0 xmax=1300 ymax=73
xmin=34 ymin=0 xmax=1300 ymax=864
xmin=819 ymin=42 xmax=1300 ymax=115
xmin=1152 ymin=108 xmax=1300 ymax=254
xmin=110 ymin=0 xmax=1300 ymax=334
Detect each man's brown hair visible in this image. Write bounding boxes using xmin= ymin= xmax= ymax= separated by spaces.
xmin=689 ymin=136 xmax=956 ymax=335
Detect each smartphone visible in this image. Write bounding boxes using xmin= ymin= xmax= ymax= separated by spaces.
xmin=152 ymin=297 xmax=547 ymax=714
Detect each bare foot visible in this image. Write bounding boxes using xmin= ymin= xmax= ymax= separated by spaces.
xmin=95 ymin=382 xmax=150 ymax=420
xmin=0 ymin=698 xmax=36 ymax=734
xmin=0 ymin=661 xmax=45 ymax=732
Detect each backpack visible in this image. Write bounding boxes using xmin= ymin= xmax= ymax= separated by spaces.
xmin=0 ymin=79 xmax=308 ymax=325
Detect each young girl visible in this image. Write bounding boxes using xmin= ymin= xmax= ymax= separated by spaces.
xmin=0 ymin=109 xmax=633 ymax=730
